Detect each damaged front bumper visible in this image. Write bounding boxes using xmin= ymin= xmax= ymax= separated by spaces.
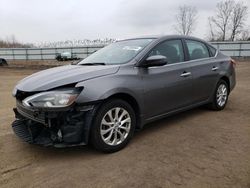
xmin=12 ymin=100 xmax=97 ymax=147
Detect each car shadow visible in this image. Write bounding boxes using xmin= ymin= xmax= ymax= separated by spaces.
xmin=134 ymin=106 xmax=208 ymax=139
xmin=25 ymin=106 xmax=209 ymax=158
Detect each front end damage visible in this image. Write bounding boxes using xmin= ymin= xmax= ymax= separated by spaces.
xmin=12 ymin=91 xmax=97 ymax=147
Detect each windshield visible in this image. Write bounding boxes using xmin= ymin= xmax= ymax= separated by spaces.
xmin=78 ymin=39 xmax=154 ymax=65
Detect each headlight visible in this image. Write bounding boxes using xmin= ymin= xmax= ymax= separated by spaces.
xmin=22 ymin=89 xmax=80 ymax=108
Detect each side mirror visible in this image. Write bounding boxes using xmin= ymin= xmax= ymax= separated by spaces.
xmin=141 ymin=55 xmax=167 ymax=68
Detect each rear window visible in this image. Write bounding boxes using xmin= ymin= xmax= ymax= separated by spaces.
xmin=186 ymin=40 xmax=210 ymax=60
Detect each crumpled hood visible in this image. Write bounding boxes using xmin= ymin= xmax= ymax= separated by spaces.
xmin=16 ymin=65 xmax=119 ymax=92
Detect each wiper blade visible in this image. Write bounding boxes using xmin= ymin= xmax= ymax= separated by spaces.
xmin=80 ymin=62 xmax=106 ymax=66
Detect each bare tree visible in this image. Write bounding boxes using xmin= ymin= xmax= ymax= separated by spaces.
xmin=174 ymin=5 xmax=197 ymax=36
xmin=208 ymin=17 xmax=216 ymax=41
xmin=240 ymin=29 xmax=250 ymax=41
xmin=211 ymin=0 xmax=234 ymax=41
xmin=10 ymin=35 xmax=17 ymax=46
xmin=230 ymin=2 xmax=248 ymax=41
xmin=0 ymin=35 xmax=33 ymax=48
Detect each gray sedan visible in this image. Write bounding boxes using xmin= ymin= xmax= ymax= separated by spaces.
xmin=12 ymin=35 xmax=236 ymax=152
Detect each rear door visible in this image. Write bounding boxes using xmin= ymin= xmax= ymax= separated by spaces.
xmin=184 ymin=39 xmax=219 ymax=103
xmin=141 ymin=39 xmax=193 ymax=119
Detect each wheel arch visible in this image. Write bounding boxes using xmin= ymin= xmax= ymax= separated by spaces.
xmin=105 ymin=93 xmax=142 ymax=129
xmin=208 ymin=75 xmax=231 ymax=103
xmin=220 ymin=76 xmax=230 ymax=92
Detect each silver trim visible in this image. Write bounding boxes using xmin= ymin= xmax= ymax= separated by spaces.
xmin=16 ymin=101 xmax=45 ymax=124
xmin=212 ymin=66 xmax=219 ymax=71
xmin=147 ymin=53 xmax=218 ymax=69
xmin=180 ymin=72 xmax=191 ymax=77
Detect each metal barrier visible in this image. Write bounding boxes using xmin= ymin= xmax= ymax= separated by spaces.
xmin=0 ymin=41 xmax=249 ymax=60
xmin=211 ymin=41 xmax=250 ymax=57
xmin=0 ymin=46 xmax=104 ymax=60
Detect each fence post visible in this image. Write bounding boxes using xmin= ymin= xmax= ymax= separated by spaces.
xmin=25 ymin=49 xmax=28 ymax=60
xmin=41 ymin=48 xmax=43 ymax=60
xmin=239 ymin=42 xmax=242 ymax=58
xmin=12 ymin=49 xmax=15 ymax=60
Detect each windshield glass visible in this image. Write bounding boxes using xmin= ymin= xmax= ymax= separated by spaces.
xmin=78 ymin=39 xmax=154 ymax=65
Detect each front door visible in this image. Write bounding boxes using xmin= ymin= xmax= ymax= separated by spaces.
xmin=141 ymin=39 xmax=193 ymax=119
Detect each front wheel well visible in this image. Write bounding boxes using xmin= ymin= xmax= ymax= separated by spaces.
xmin=105 ymin=93 xmax=141 ymax=129
xmin=220 ymin=76 xmax=230 ymax=91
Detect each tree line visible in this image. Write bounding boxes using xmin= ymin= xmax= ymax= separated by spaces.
xmin=0 ymin=35 xmax=33 ymax=48
xmin=173 ymin=0 xmax=249 ymax=41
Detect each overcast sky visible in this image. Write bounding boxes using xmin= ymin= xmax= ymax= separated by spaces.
xmin=0 ymin=0 xmax=249 ymax=43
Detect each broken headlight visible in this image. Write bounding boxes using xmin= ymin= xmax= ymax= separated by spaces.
xmin=22 ymin=88 xmax=81 ymax=108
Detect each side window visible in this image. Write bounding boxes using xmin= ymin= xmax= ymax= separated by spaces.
xmin=208 ymin=45 xmax=217 ymax=57
xmin=186 ymin=40 xmax=210 ymax=60
xmin=148 ymin=40 xmax=184 ymax=64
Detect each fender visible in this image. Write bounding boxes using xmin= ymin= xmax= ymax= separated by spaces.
xmin=208 ymin=60 xmax=233 ymax=102
xmin=75 ymin=69 xmax=145 ymax=114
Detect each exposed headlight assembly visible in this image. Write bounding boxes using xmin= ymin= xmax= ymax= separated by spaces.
xmin=22 ymin=88 xmax=81 ymax=108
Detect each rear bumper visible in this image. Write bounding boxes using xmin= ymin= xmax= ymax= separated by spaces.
xmin=12 ymin=102 xmax=97 ymax=147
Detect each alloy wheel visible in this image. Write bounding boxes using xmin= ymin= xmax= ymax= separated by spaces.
xmin=216 ymin=84 xmax=228 ymax=107
xmin=100 ymin=107 xmax=131 ymax=146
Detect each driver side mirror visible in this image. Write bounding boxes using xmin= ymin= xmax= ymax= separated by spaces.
xmin=141 ymin=55 xmax=167 ymax=68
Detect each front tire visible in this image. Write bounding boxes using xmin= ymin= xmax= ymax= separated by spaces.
xmin=90 ymin=99 xmax=136 ymax=153
xmin=208 ymin=80 xmax=229 ymax=111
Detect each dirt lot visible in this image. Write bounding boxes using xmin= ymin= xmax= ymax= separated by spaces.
xmin=0 ymin=62 xmax=250 ymax=188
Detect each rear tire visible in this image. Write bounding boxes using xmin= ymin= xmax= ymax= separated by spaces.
xmin=208 ymin=80 xmax=229 ymax=111
xmin=90 ymin=99 xmax=136 ymax=153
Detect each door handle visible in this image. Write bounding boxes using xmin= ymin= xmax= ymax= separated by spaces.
xmin=180 ymin=72 xmax=191 ymax=77
xmin=212 ymin=66 xmax=219 ymax=71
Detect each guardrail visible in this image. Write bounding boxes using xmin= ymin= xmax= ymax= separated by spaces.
xmin=211 ymin=41 xmax=250 ymax=57
xmin=0 ymin=41 xmax=249 ymax=60
xmin=0 ymin=46 xmax=105 ymax=60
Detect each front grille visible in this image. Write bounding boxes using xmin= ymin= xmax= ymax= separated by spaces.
xmin=12 ymin=119 xmax=32 ymax=143
xmin=16 ymin=101 xmax=46 ymax=124
xmin=12 ymin=119 xmax=52 ymax=146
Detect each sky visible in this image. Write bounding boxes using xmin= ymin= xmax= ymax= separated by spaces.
xmin=0 ymin=0 xmax=249 ymax=43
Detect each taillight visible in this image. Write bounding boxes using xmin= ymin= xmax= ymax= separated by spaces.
xmin=230 ymin=59 xmax=236 ymax=68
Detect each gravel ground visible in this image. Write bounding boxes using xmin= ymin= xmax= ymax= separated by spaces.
xmin=0 ymin=62 xmax=250 ymax=188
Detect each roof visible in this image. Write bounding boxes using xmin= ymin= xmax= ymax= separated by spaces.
xmin=121 ymin=35 xmax=207 ymax=43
